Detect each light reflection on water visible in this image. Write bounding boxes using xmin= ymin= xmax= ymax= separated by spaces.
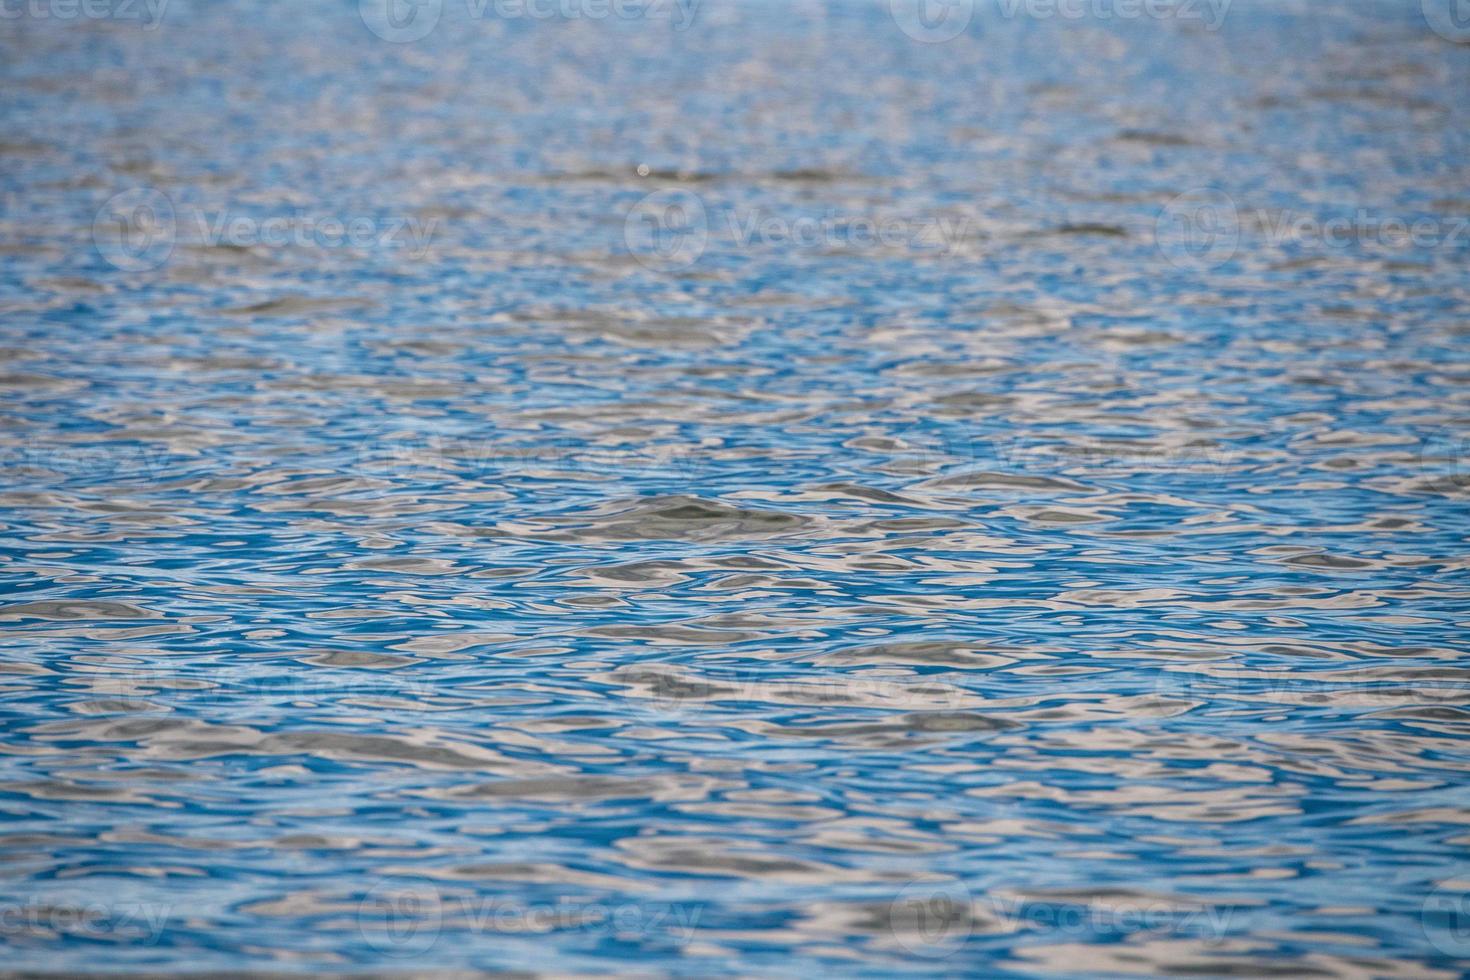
xmin=1 ymin=0 xmax=1469 ymax=974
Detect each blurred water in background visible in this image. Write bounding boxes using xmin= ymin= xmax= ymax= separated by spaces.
xmin=1 ymin=0 xmax=1470 ymax=974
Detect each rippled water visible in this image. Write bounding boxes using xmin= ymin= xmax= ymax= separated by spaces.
xmin=2 ymin=0 xmax=1470 ymax=975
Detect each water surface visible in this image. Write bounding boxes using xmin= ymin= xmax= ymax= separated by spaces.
xmin=1 ymin=0 xmax=1469 ymax=975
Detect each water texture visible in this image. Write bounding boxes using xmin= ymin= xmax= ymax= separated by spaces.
xmin=1 ymin=0 xmax=1469 ymax=975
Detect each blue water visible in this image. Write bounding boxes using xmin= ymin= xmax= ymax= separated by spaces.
xmin=2 ymin=0 xmax=1470 ymax=975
